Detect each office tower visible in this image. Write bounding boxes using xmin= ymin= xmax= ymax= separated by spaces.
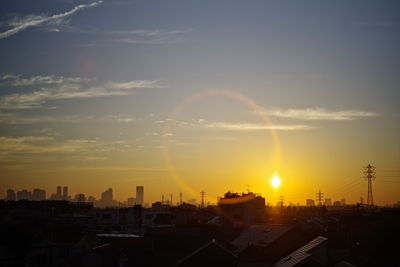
xmin=101 ymin=188 xmax=113 ymax=206
xmin=17 ymin=190 xmax=32 ymax=200
xmin=32 ymin=189 xmax=46 ymax=201
xmin=62 ymin=186 xmax=68 ymax=200
xmin=56 ymin=186 xmax=62 ymax=199
xmin=324 ymin=198 xmax=332 ymax=206
xmin=306 ymin=199 xmax=315 ymax=207
xmin=136 ymin=186 xmax=144 ymax=205
xmin=6 ymin=189 xmax=16 ymax=201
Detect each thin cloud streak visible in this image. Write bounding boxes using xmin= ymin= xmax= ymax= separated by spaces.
xmin=0 ymin=76 xmax=160 ymax=109
xmin=0 ymin=74 xmax=94 ymax=86
xmin=267 ymin=108 xmax=379 ymax=121
xmin=203 ymin=122 xmax=313 ymax=131
xmin=0 ymin=1 xmax=102 ymax=39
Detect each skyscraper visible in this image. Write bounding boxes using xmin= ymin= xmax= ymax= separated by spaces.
xmin=62 ymin=186 xmax=68 ymax=200
xmin=17 ymin=190 xmax=31 ymax=201
xmin=136 ymin=186 xmax=144 ymax=205
xmin=101 ymin=188 xmax=113 ymax=207
xmin=56 ymin=186 xmax=62 ymax=199
xmin=32 ymin=189 xmax=46 ymax=201
xmin=6 ymin=189 xmax=16 ymax=201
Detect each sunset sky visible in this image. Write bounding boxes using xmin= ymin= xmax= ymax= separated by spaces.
xmin=0 ymin=0 xmax=399 ymax=205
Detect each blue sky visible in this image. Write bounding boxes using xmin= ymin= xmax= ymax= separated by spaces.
xmin=0 ymin=0 xmax=399 ymax=204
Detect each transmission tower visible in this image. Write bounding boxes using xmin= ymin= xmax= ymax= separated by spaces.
xmin=200 ymin=191 xmax=205 ymax=208
xmin=316 ymin=190 xmax=324 ymax=206
xmin=363 ymin=164 xmax=376 ymax=207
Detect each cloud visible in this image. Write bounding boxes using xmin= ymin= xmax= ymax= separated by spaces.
xmin=267 ymin=108 xmax=379 ymax=121
xmin=80 ymin=28 xmax=193 ymax=46
xmin=0 ymin=74 xmax=94 ymax=86
xmin=0 ymin=1 xmax=102 ymax=40
xmin=203 ymin=122 xmax=313 ymax=131
xmin=0 ymin=74 xmax=160 ymax=109
xmin=0 ymin=112 xmax=138 ymax=125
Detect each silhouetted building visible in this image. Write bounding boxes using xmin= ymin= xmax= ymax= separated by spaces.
xmin=218 ymin=192 xmax=266 ymax=224
xmin=6 ymin=189 xmax=16 ymax=201
xmin=75 ymin=193 xmax=86 ymax=203
xmin=136 ymin=186 xmax=144 ymax=205
xmin=88 ymin=196 xmax=96 ymax=203
xmin=101 ymin=188 xmax=114 ymax=207
xmin=63 ymin=186 xmax=69 ymax=200
xmin=306 ymin=199 xmax=315 ymax=207
xmin=57 ymin=186 xmax=62 ymax=198
xmin=17 ymin=190 xmax=31 ymax=200
xmin=324 ymin=198 xmax=332 ymax=206
xmin=128 ymin=197 xmax=136 ymax=206
xmin=341 ymin=198 xmax=346 ymax=206
xmin=32 ymin=188 xmax=46 ymax=201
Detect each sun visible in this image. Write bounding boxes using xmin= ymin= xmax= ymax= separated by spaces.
xmin=271 ymin=176 xmax=281 ymax=188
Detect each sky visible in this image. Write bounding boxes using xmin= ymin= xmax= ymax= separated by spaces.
xmin=0 ymin=0 xmax=399 ymax=205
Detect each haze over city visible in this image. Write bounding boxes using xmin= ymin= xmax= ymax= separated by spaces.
xmin=1 ymin=0 xmax=399 ymax=206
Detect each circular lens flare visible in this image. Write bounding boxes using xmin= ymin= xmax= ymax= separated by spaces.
xmin=271 ymin=176 xmax=281 ymax=188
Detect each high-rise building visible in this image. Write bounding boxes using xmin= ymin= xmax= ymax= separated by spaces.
xmin=17 ymin=190 xmax=31 ymax=201
xmin=56 ymin=186 xmax=62 ymax=199
xmin=136 ymin=186 xmax=144 ymax=205
xmin=306 ymin=199 xmax=315 ymax=207
xmin=32 ymin=189 xmax=46 ymax=201
xmin=6 ymin=189 xmax=16 ymax=201
xmin=324 ymin=198 xmax=332 ymax=206
xmin=101 ymin=188 xmax=113 ymax=207
xmin=62 ymin=186 xmax=68 ymax=200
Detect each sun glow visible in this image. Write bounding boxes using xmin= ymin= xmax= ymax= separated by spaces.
xmin=271 ymin=176 xmax=281 ymax=188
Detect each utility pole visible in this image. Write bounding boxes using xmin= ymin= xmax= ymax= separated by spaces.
xmin=162 ymin=194 xmax=164 ymax=204
xmin=170 ymin=194 xmax=173 ymax=206
xmin=316 ymin=190 xmax=324 ymax=206
xmin=180 ymin=192 xmax=182 ymax=206
xmin=246 ymin=184 xmax=250 ymax=193
xmin=363 ymin=164 xmax=376 ymax=207
xmin=200 ymin=191 xmax=205 ymax=208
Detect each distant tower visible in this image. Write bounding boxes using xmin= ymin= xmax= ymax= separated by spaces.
xmin=6 ymin=189 xmax=16 ymax=201
xmin=162 ymin=194 xmax=164 ymax=204
xmin=136 ymin=186 xmax=144 ymax=205
xmin=56 ymin=186 xmax=62 ymax=199
xmin=200 ymin=191 xmax=205 ymax=208
xmin=62 ymin=186 xmax=68 ymax=200
xmin=316 ymin=190 xmax=324 ymax=206
xmin=363 ymin=164 xmax=376 ymax=207
xmin=180 ymin=192 xmax=182 ymax=205
xmin=170 ymin=194 xmax=173 ymax=206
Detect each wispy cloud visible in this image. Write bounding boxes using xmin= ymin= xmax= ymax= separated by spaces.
xmin=267 ymin=108 xmax=379 ymax=121
xmin=0 ymin=112 xmax=137 ymax=125
xmin=202 ymin=122 xmax=313 ymax=131
xmin=0 ymin=74 xmax=160 ymax=109
xmin=80 ymin=28 xmax=193 ymax=46
xmin=0 ymin=74 xmax=94 ymax=86
xmin=0 ymin=1 xmax=102 ymax=40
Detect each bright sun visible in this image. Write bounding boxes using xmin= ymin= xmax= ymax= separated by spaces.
xmin=271 ymin=176 xmax=281 ymax=188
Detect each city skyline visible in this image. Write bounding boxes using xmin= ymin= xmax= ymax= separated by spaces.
xmin=0 ymin=1 xmax=399 ymax=205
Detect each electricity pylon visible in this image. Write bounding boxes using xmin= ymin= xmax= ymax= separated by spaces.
xmin=316 ymin=190 xmax=324 ymax=206
xmin=363 ymin=164 xmax=376 ymax=207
